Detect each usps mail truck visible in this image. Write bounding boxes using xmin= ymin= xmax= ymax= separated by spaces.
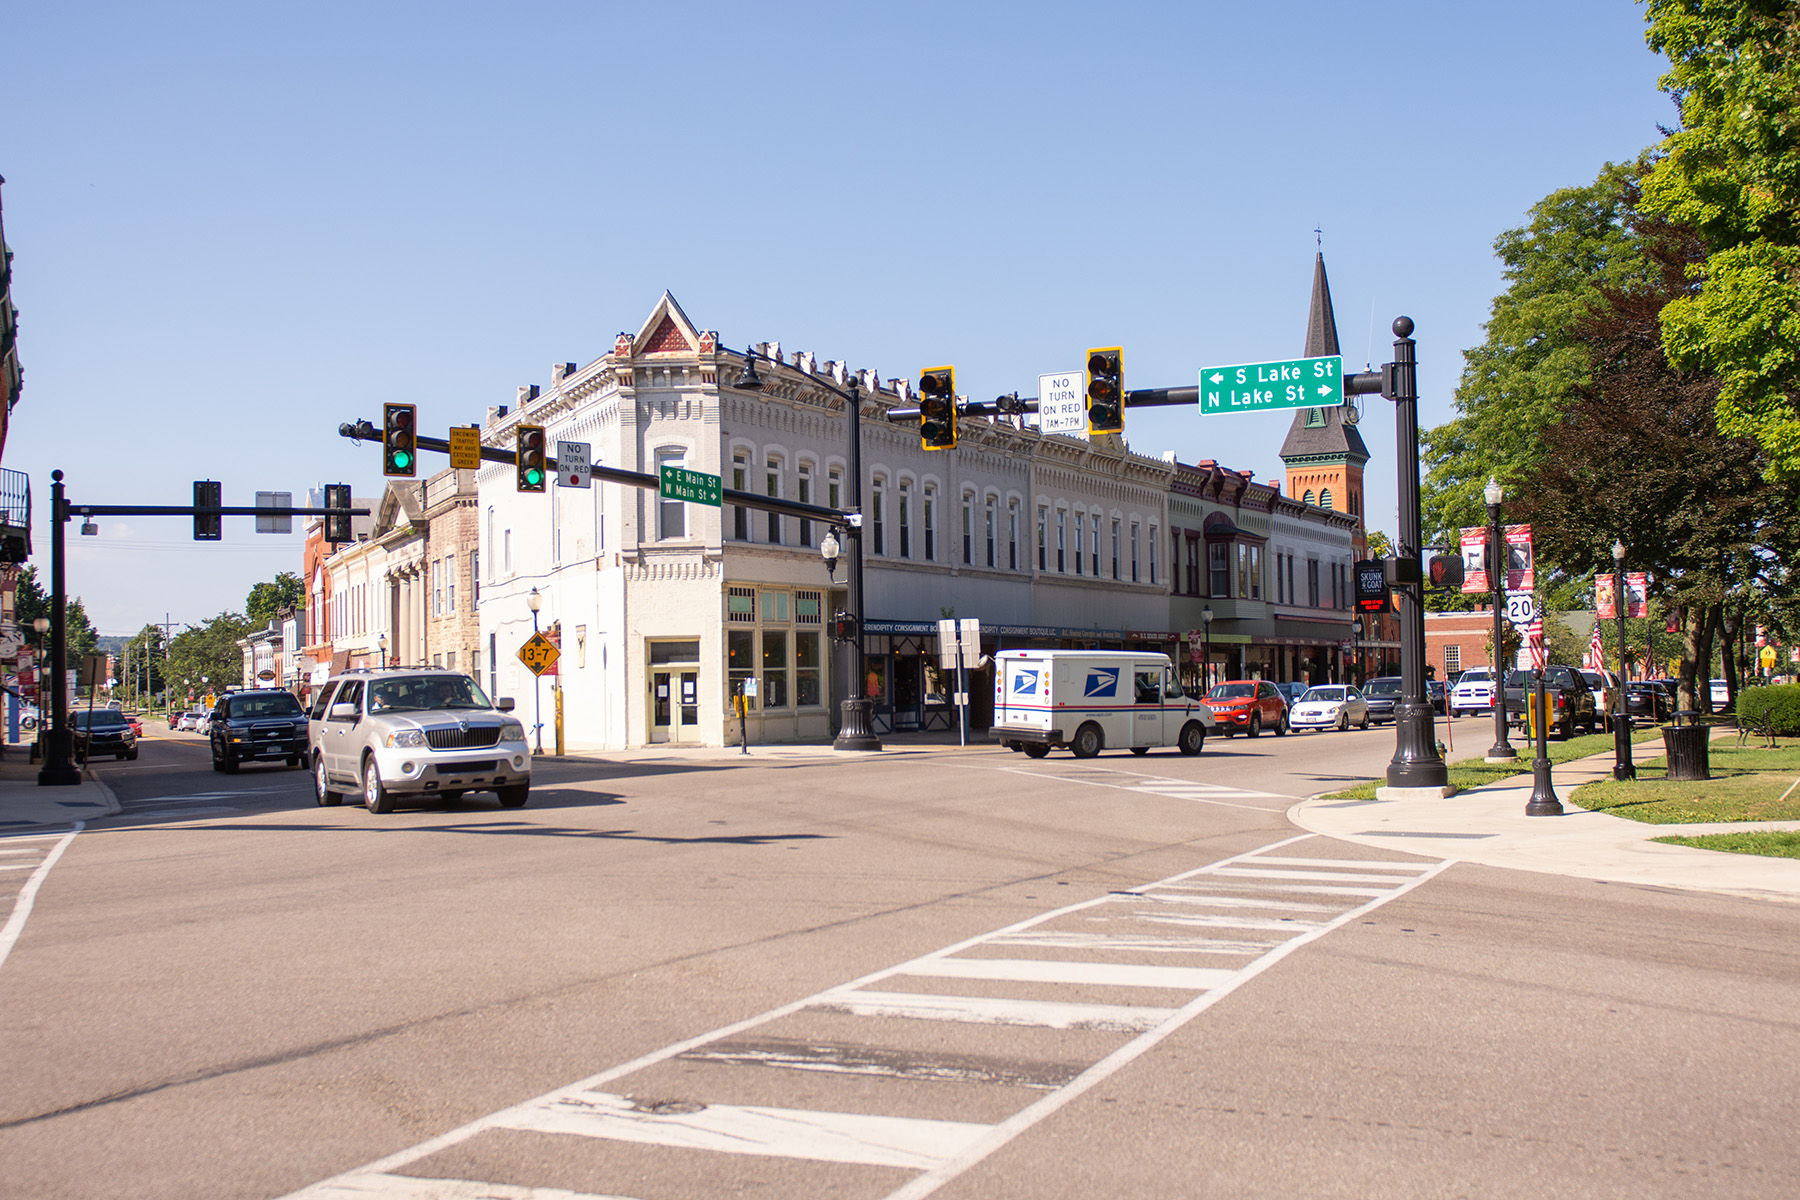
xmin=991 ymin=650 xmax=1214 ymax=759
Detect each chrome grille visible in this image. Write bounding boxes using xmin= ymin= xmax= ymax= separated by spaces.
xmin=425 ymin=726 xmax=501 ymax=750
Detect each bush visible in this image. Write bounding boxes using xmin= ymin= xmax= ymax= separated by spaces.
xmin=1738 ymin=683 xmax=1800 ymax=735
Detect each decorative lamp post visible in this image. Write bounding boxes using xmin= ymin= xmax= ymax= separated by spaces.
xmin=736 ymin=348 xmax=880 ymax=751
xmin=1485 ymin=476 xmax=1516 ymax=761
xmin=377 ymin=632 xmax=389 ymax=669
xmin=1201 ymin=605 xmax=1213 ymax=694
xmin=1612 ymin=540 xmax=1635 ymax=781
xmin=527 ymin=587 xmax=544 ymax=755
xmin=820 ymin=528 xmax=841 ymax=579
xmin=1351 ymin=619 xmax=1363 ymax=687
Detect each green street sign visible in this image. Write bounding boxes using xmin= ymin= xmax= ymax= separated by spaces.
xmin=659 ymin=465 xmax=722 ymax=507
xmin=1198 ymin=354 xmax=1343 ymax=415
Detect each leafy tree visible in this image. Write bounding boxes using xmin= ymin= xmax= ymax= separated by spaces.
xmin=246 ymin=571 xmax=304 ymax=628
xmin=120 ymin=623 xmax=167 ymax=704
xmin=1421 ymin=162 xmax=1653 ymax=545
xmin=12 ymin=565 xmax=99 ymax=670
xmin=164 ymin=612 xmax=251 ymax=702
xmin=1641 ymin=0 xmax=1800 ymax=476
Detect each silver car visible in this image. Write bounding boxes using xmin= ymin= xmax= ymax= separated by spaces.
xmin=1287 ymin=685 xmax=1371 ymax=732
xmin=308 ymin=668 xmax=531 ymax=813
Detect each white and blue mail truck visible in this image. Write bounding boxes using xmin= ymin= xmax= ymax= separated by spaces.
xmin=991 ymin=650 xmax=1214 ymax=759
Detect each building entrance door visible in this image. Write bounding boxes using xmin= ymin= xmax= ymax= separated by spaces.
xmin=648 ymin=644 xmax=702 ymax=745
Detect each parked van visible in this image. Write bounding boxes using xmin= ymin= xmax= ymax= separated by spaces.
xmin=991 ymin=650 xmax=1215 ymax=759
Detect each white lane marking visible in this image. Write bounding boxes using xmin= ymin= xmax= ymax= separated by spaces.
xmin=991 ymin=767 xmax=1290 ymax=812
xmin=991 ymin=931 xmax=1281 ymax=954
xmin=897 ymin=957 xmax=1236 ymax=991
xmin=125 ymin=787 xmax=287 ymax=804
xmin=1215 ymin=866 xmax=1434 ymax=885
xmin=0 ymin=863 xmax=41 ymax=872
xmin=816 ymin=990 xmax=1175 ymax=1031
xmin=496 ymin=1090 xmax=993 ymax=1171
xmin=1191 ymin=880 xmax=1395 ymax=897
xmin=879 ymin=854 xmax=1457 ymax=1200
xmin=1250 ymin=855 xmax=1434 ymax=872
xmin=1127 ymin=782 xmax=1287 ymax=799
xmin=1132 ymin=912 xmax=1325 ymax=933
xmin=1125 ymin=891 xmax=1337 ymax=912
xmin=0 ymin=824 xmax=82 ymax=974
xmin=0 ymin=848 xmax=42 ymax=855
xmin=291 ymin=1174 xmax=640 ymax=1199
xmin=116 ymin=807 xmax=238 ymax=821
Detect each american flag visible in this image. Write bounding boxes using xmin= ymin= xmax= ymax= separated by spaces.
xmin=1528 ymin=617 xmax=1547 ymax=670
xmin=1585 ymin=621 xmax=1605 ymax=670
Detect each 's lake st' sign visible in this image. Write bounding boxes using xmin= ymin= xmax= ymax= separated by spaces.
xmin=1199 ymin=355 xmax=1343 ymax=415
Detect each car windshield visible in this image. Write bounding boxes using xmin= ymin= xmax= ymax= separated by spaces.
xmin=227 ymin=694 xmax=305 ymax=718
xmin=1209 ymin=684 xmax=1257 ymax=700
xmin=1365 ymin=679 xmax=1401 ymax=696
xmin=366 ymin=674 xmax=493 ymax=713
xmin=1301 ymin=687 xmax=1345 ymax=703
xmin=1458 ymin=671 xmax=1491 ymax=684
xmin=73 ymin=711 xmax=127 ymax=728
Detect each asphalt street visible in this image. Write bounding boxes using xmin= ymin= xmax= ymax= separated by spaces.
xmin=1 ymin=720 xmax=1796 ymax=1199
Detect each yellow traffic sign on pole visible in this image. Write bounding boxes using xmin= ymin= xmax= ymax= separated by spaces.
xmin=448 ymin=426 xmax=482 ymax=470
xmin=517 ymin=632 xmax=560 ymax=676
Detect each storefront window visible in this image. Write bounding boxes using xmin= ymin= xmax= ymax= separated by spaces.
xmin=728 ymin=630 xmax=755 ymax=700
xmin=761 ymin=630 xmax=789 ymax=708
xmin=795 ymin=632 xmax=821 ymax=707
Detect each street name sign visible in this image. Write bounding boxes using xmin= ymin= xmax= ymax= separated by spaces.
xmin=1199 ymin=354 xmax=1342 ymax=415
xmin=1037 ymin=371 xmax=1087 ymax=438
xmin=517 ymin=632 xmax=561 ymax=676
xmin=557 ymin=440 xmax=592 ymax=488
xmin=448 ymin=426 xmax=482 ymax=469
xmin=659 ymin=466 xmax=721 ymax=507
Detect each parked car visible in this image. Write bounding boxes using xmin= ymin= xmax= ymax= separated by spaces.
xmin=1449 ymin=667 xmax=1498 ymax=717
xmin=1287 ymin=685 xmax=1370 ymax=732
xmin=72 ymin=708 xmax=138 ymax=762
xmin=1624 ymin=680 xmax=1674 ymax=725
xmin=19 ymin=702 xmax=40 ymax=730
xmin=1427 ymin=679 xmax=1448 ymax=715
xmin=1203 ymin=680 xmax=1290 ymax=737
xmin=209 ymin=688 xmax=309 ymax=773
xmin=1503 ymin=666 xmax=1601 ymax=740
xmin=309 ymin=667 xmax=531 ymax=812
xmin=125 ymin=715 xmax=144 ymax=737
xmin=175 ymin=710 xmax=206 ymax=732
xmin=1362 ymin=676 xmax=1404 ymax=724
xmin=1580 ymin=668 xmax=1621 ymax=731
xmin=1273 ymin=681 xmax=1310 ymax=708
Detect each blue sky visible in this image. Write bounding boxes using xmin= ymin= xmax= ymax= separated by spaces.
xmin=3 ymin=0 xmax=1672 ymax=637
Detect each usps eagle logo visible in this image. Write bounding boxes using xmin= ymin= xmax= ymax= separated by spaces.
xmin=1083 ymin=669 xmax=1120 ymax=699
xmin=1011 ymin=670 xmax=1039 ymax=696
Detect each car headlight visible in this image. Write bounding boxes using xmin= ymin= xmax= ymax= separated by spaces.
xmin=384 ymin=729 xmax=429 ymax=748
xmin=499 ymin=721 xmax=527 ymax=742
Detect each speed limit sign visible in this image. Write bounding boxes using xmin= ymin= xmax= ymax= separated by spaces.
xmin=1505 ymin=590 xmax=1539 ymax=627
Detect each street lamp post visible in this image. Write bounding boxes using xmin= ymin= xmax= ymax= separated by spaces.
xmin=1201 ymin=606 xmax=1213 ymax=694
xmin=1351 ymin=619 xmax=1362 ymax=687
xmin=1612 ymin=539 xmax=1635 ymax=781
xmin=736 ymin=348 xmax=879 ymax=751
xmin=1485 ymin=476 xmax=1516 ymax=762
xmin=527 ymin=587 xmax=544 ymax=755
xmin=378 ymin=632 xmax=388 ymax=669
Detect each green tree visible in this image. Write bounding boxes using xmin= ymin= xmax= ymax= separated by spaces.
xmin=1421 ymin=161 xmax=1654 ymax=545
xmin=164 ymin=612 xmax=251 ymax=701
xmin=246 ymin=571 xmax=304 ymax=628
xmin=1641 ymin=0 xmax=1800 ymax=476
xmin=12 ymin=565 xmax=99 ymax=670
xmin=120 ymin=623 xmax=167 ymax=704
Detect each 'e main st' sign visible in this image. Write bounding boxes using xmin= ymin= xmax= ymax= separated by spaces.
xmin=1199 ymin=354 xmax=1343 ymax=415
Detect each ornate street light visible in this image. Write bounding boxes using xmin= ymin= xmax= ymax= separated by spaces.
xmin=820 ymin=527 xmax=841 ymax=581
xmin=377 ymin=632 xmax=389 ymax=669
xmin=1201 ymin=605 xmax=1213 ymax=694
xmin=1485 ymin=476 xmax=1516 ymax=762
xmin=527 ymin=587 xmax=544 ymax=755
xmin=1612 ymin=539 xmax=1635 ymax=781
xmin=737 ymin=347 xmax=879 ymax=751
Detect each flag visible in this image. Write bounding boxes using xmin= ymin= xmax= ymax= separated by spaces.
xmin=1528 ymin=617 xmax=1547 ymax=670
xmin=1586 ymin=621 xmax=1604 ymax=670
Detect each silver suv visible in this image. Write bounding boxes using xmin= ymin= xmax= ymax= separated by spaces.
xmin=308 ymin=668 xmax=531 ymax=813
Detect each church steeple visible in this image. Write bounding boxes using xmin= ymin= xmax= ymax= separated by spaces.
xmin=1281 ymin=251 xmax=1369 ymax=526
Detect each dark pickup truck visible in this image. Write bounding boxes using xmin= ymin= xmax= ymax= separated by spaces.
xmin=1502 ymin=665 xmax=1601 ymax=740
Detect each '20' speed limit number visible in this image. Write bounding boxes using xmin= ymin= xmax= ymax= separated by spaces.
xmin=1505 ymin=591 xmax=1539 ymax=627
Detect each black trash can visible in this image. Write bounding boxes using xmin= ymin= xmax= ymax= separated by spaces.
xmin=1662 ymin=712 xmax=1711 ymax=781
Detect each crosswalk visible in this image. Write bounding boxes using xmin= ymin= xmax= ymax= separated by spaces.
xmin=284 ymin=835 xmax=1451 ymax=1200
xmin=0 ymin=827 xmax=83 ymax=973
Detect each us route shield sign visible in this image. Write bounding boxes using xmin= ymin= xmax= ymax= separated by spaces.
xmin=517 ymin=632 xmax=560 ymax=676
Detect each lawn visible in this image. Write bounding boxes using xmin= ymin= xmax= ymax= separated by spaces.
xmin=1570 ymin=741 xmax=1800 ymax=824
xmin=1319 ymin=727 xmax=1664 ymax=802
xmin=1652 ymin=831 xmax=1800 ymax=859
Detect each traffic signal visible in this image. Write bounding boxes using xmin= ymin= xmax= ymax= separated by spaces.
xmin=918 ymin=366 xmax=957 ymax=450
xmin=193 ymin=480 xmax=222 ymax=541
xmin=1428 ymin=554 xmax=1465 ymax=590
xmin=1086 ymin=347 xmax=1123 ymax=433
xmin=323 ymin=483 xmax=352 ymax=543
xmin=382 ymin=403 xmax=417 ymax=477
xmin=831 ymin=611 xmax=861 ymax=642
xmin=516 ymin=424 xmax=547 ymax=492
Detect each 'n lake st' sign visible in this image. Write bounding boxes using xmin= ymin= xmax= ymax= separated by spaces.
xmin=1199 ymin=355 xmax=1342 ymax=415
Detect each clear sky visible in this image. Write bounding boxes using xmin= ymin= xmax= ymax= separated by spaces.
xmin=3 ymin=0 xmax=1672 ymax=638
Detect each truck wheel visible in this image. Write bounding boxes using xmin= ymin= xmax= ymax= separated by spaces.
xmin=1022 ymin=744 xmax=1050 ymax=759
xmin=1070 ymin=723 xmax=1103 ymax=759
xmin=313 ymin=755 xmax=343 ymax=807
xmin=1177 ymin=722 xmax=1206 ymax=756
xmin=363 ymin=757 xmax=395 ymax=814
xmin=1558 ymin=715 xmax=1575 ymax=741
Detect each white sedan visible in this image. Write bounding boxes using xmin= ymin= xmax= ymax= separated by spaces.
xmin=1288 ymin=685 xmax=1371 ymax=732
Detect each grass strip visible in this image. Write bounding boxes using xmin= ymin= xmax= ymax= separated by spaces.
xmin=1319 ymin=727 xmax=1663 ymax=801
xmin=1652 ymin=831 xmax=1800 ymax=859
xmin=1570 ymin=741 xmax=1800 ymax=824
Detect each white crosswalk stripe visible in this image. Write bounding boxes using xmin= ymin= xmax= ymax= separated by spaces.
xmin=280 ymin=836 xmax=1452 ymax=1200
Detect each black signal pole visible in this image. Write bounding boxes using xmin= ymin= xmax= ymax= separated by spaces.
xmin=38 ymin=471 xmax=79 ymax=785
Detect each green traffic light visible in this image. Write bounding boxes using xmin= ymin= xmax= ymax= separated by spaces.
xmin=525 ymin=468 xmax=543 ymax=486
xmin=394 ymin=450 xmax=412 ymax=470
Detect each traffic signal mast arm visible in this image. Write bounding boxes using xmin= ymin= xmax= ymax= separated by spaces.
xmin=885 ymin=385 xmax=1200 ymax=422
xmin=340 ymin=420 xmax=844 ymax=526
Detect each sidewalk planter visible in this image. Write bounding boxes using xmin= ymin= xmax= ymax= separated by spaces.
xmin=1661 ymin=714 xmax=1711 ymax=781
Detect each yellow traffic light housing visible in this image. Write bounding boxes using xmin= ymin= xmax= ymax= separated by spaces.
xmin=516 ymin=424 xmax=547 ymax=492
xmin=382 ymin=403 xmax=417 ymax=477
xmin=1086 ymin=347 xmax=1123 ymax=434
xmin=918 ymin=366 xmax=957 ymax=450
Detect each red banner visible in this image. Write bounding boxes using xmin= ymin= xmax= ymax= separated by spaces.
xmin=1460 ymin=524 xmax=1533 ymax=593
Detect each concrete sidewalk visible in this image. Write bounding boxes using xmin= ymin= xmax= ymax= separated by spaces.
xmin=1290 ymin=731 xmax=1800 ymax=904
xmin=0 ymin=737 xmax=119 ymax=834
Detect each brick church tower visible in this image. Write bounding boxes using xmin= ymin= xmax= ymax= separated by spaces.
xmin=1280 ymin=252 xmax=1369 ymax=543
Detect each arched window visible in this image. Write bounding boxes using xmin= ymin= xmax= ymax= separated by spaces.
xmin=1320 ymin=488 xmax=1334 ymax=510
xmin=1302 ymin=489 xmax=1315 ymax=505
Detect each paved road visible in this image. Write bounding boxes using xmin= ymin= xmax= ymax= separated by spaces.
xmin=2 ymin=723 xmax=1796 ymax=1198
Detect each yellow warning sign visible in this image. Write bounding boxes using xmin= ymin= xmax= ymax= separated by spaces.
xmin=517 ymin=632 xmax=560 ymax=676
xmin=448 ymin=426 xmax=482 ymax=470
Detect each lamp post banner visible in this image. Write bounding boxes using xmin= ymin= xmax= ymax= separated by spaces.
xmin=1595 ymin=571 xmax=1653 ymax=619
xmin=1461 ymin=523 xmax=1534 ymax=593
